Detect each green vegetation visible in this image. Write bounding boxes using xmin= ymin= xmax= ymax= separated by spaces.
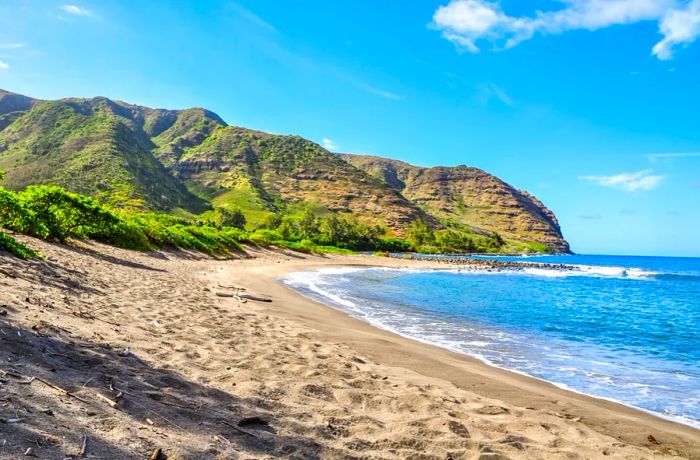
xmin=212 ymin=206 xmax=246 ymax=230
xmin=0 ymin=170 xmax=409 ymax=258
xmin=0 ymin=91 xmax=568 ymax=254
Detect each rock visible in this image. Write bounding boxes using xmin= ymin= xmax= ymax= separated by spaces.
xmin=446 ymin=420 xmax=470 ymax=438
xmin=476 ymin=405 xmax=510 ymax=415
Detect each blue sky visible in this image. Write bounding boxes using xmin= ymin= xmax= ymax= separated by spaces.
xmin=0 ymin=0 xmax=699 ymax=256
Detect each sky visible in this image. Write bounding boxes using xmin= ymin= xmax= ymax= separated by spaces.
xmin=0 ymin=0 xmax=699 ymax=256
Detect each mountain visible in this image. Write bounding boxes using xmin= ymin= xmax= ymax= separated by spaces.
xmin=341 ymin=154 xmax=569 ymax=253
xmin=0 ymin=90 xmax=569 ymax=251
xmin=0 ymin=91 xmax=432 ymax=233
xmin=0 ymin=94 xmax=209 ymax=212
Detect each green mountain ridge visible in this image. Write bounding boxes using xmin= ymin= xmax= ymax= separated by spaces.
xmin=0 ymin=89 xmax=570 ymax=252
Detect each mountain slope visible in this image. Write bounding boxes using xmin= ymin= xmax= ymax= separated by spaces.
xmin=0 ymin=96 xmax=210 ymax=212
xmin=341 ymin=154 xmax=569 ymax=252
xmin=0 ymin=90 xmax=569 ymax=251
xmin=0 ymin=90 xmax=38 ymax=131
xmin=0 ymin=91 xmax=432 ymax=233
xmin=162 ymin=125 xmax=433 ymax=230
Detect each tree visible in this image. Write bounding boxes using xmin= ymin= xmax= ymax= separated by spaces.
xmin=320 ymin=214 xmax=346 ymax=244
xmin=259 ymin=213 xmax=282 ymax=230
xmin=297 ymin=208 xmax=319 ymax=239
xmin=213 ymin=206 xmax=246 ymax=230
xmin=406 ymin=217 xmax=434 ymax=248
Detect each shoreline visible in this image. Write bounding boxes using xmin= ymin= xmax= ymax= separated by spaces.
xmin=282 ymin=269 xmax=700 ymax=432
xmin=219 ymin=252 xmax=700 ymax=458
xmin=278 ymin=263 xmax=700 ymax=431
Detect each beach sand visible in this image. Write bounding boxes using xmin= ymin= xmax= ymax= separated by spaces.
xmin=0 ymin=238 xmax=698 ymax=459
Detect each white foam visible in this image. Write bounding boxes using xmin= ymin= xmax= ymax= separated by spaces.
xmin=519 ymin=264 xmax=658 ymax=280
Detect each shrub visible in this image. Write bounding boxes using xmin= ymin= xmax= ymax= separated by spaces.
xmin=213 ymin=206 xmax=246 ymax=230
xmin=18 ymin=185 xmax=119 ymax=241
xmin=257 ymin=213 xmax=283 ymax=230
xmin=0 ymin=188 xmax=48 ymax=237
xmin=0 ymin=231 xmax=40 ymax=259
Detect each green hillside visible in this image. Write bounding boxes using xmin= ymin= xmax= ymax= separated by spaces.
xmin=0 ymin=90 xmax=570 ymax=253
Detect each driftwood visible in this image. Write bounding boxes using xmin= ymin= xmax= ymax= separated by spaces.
xmin=80 ymin=435 xmax=89 ymax=457
xmin=215 ymin=291 xmax=272 ymax=302
xmin=239 ymin=293 xmax=272 ymax=302
xmin=148 ymin=447 xmax=167 ymax=460
xmin=97 ymin=393 xmax=119 ymax=409
xmin=1 ymin=370 xmax=92 ymax=405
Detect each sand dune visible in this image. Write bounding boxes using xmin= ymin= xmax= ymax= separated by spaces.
xmin=0 ymin=238 xmax=697 ymax=459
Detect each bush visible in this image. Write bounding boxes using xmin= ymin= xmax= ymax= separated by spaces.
xmin=248 ymin=229 xmax=283 ymax=246
xmin=0 ymin=188 xmax=48 ymax=237
xmin=257 ymin=213 xmax=282 ymax=230
xmin=18 ymin=185 xmax=119 ymax=241
xmin=213 ymin=206 xmax=246 ymax=230
xmin=0 ymin=231 xmax=40 ymax=259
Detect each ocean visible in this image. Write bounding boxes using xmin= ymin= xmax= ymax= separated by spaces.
xmin=280 ymin=254 xmax=700 ymax=429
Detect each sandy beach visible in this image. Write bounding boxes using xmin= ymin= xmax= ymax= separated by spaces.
xmin=0 ymin=238 xmax=698 ymax=459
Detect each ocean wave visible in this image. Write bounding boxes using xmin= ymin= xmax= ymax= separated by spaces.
xmin=521 ymin=264 xmax=660 ymax=280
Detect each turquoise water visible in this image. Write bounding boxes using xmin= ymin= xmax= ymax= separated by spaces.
xmin=280 ymin=255 xmax=700 ymax=428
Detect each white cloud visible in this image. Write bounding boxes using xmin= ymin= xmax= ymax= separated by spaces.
xmin=431 ymin=0 xmax=699 ymax=59
xmin=61 ymin=4 xmax=92 ymax=16
xmin=0 ymin=59 xmax=8 ymax=70
xmin=646 ymin=151 xmax=700 ymax=160
xmin=477 ymin=82 xmax=513 ymax=106
xmin=322 ymin=138 xmax=339 ymax=151
xmin=653 ymin=0 xmax=700 ymax=59
xmin=579 ymin=169 xmax=665 ymax=191
xmin=355 ymin=82 xmax=404 ymax=101
xmin=0 ymin=43 xmax=25 ymax=50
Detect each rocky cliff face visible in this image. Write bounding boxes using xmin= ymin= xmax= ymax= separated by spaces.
xmin=341 ymin=154 xmax=569 ymax=252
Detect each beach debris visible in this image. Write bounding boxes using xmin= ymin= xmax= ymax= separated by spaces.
xmin=238 ymin=416 xmax=269 ymax=427
xmin=97 ymin=392 xmax=120 ymax=409
xmin=79 ymin=435 xmax=89 ymax=457
xmin=120 ymin=345 xmax=131 ymax=357
xmin=239 ymin=293 xmax=272 ymax=302
xmin=647 ymin=434 xmax=660 ymax=445
xmin=215 ymin=291 xmax=272 ymax=302
xmin=148 ymin=447 xmax=167 ymax=460
xmin=0 ymin=418 xmax=23 ymax=424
